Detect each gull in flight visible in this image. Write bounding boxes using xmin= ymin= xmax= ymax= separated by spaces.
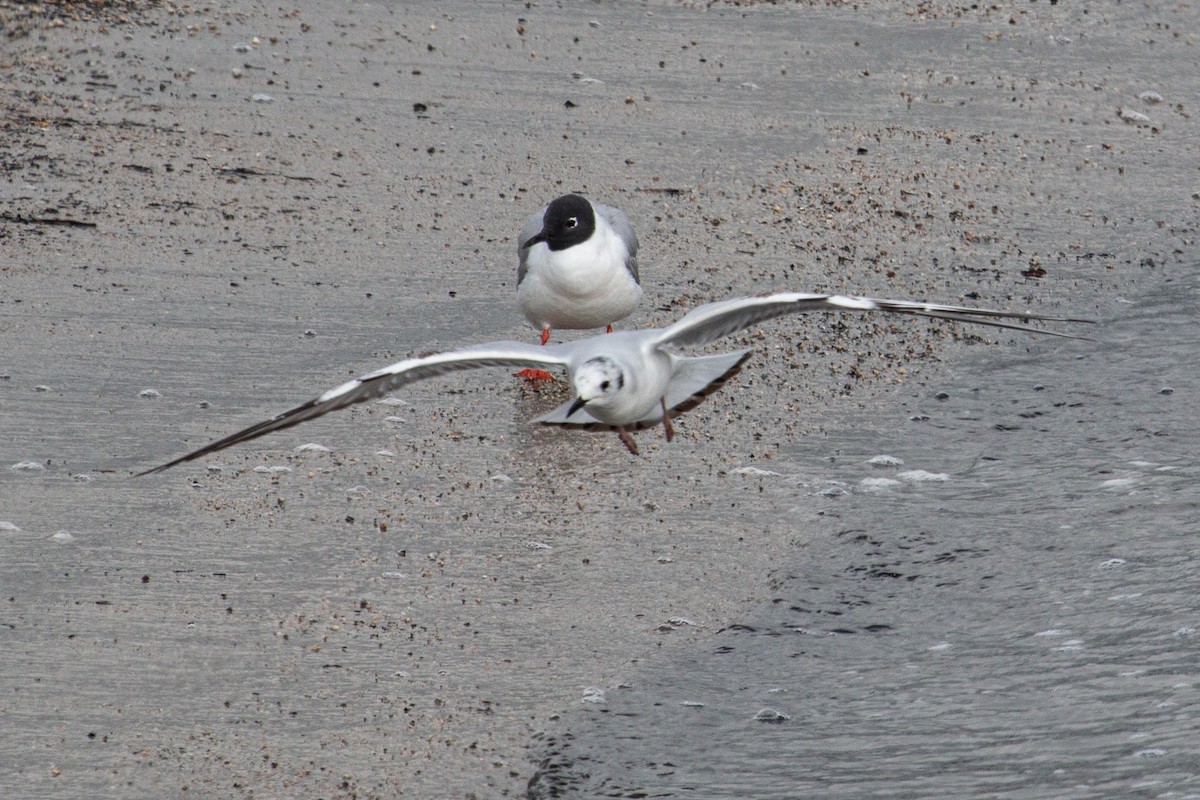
xmin=137 ymin=292 xmax=1092 ymax=474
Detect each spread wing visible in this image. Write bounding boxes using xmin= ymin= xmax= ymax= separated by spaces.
xmin=653 ymin=292 xmax=1094 ymax=350
xmin=138 ymin=341 xmax=569 ymax=475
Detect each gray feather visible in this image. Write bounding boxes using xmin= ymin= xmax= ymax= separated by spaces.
xmin=138 ymin=341 xmax=567 ymax=475
xmin=655 ymin=292 xmax=1094 ymax=351
xmin=593 ymin=202 xmax=640 ymax=283
xmin=515 ymin=204 xmax=547 ymax=287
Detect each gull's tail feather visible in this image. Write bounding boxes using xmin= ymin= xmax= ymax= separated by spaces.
xmin=663 ymin=349 xmax=752 ymax=418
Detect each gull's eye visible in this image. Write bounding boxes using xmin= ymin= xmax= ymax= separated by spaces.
xmin=600 ymin=380 xmax=611 ymax=391
xmin=564 ymin=216 xmax=578 ymax=228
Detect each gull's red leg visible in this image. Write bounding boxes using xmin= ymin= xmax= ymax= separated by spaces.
xmin=515 ymin=326 xmax=557 ymax=381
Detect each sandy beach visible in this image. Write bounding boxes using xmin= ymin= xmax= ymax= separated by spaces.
xmin=2 ymin=1 xmax=1196 ymax=797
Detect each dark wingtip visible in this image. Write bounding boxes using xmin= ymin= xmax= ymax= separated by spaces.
xmin=132 ymin=453 xmax=195 ymax=477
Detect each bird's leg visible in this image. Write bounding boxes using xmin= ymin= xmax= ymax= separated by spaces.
xmin=660 ymin=397 xmax=674 ymax=442
xmin=515 ymin=327 xmax=558 ymax=381
xmin=617 ymin=427 xmax=640 ymax=455
xmin=605 ymin=324 xmax=614 ymax=334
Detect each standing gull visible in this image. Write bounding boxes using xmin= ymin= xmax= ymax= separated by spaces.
xmin=136 ymin=292 xmax=1092 ymax=473
xmin=515 ymin=194 xmax=641 ymax=379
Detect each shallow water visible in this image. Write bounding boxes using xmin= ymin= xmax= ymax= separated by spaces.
xmin=528 ymin=270 xmax=1200 ymax=798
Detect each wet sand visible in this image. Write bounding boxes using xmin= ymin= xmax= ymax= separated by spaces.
xmin=2 ymin=1 xmax=1195 ymax=797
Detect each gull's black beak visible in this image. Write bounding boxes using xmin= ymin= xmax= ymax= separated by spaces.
xmin=526 ymin=228 xmax=549 ymax=247
xmin=567 ymin=396 xmax=588 ymax=418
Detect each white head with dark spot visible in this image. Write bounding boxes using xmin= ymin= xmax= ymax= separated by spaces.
xmin=567 ymin=356 xmax=627 ymax=418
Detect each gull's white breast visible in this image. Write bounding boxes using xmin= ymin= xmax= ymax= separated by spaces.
xmin=518 ymin=223 xmax=641 ymax=331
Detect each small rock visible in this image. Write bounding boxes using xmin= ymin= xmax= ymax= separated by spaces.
xmin=867 ymin=455 xmax=903 ymax=467
xmin=753 ymin=708 xmax=790 ymax=723
xmin=1118 ymin=107 xmax=1152 ymax=126
xmin=581 ymin=686 xmax=606 ymax=704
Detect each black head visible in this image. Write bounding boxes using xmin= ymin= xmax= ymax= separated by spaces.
xmin=528 ymin=194 xmax=596 ymax=252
